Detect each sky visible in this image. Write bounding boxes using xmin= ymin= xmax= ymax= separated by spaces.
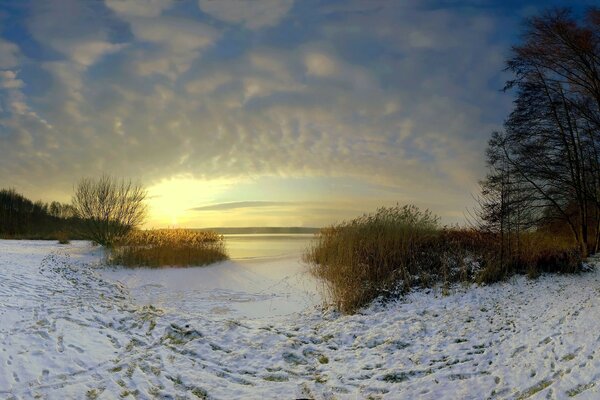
xmin=0 ymin=0 xmax=595 ymax=228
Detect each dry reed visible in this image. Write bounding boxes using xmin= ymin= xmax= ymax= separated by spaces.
xmin=304 ymin=205 xmax=584 ymax=314
xmin=109 ymin=229 xmax=228 ymax=267
xmin=304 ymin=205 xmax=441 ymax=313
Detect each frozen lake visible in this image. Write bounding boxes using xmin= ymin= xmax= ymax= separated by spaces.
xmin=100 ymin=234 xmax=322 ymax=319
xmin=224 ymin=233 xmax=315 ymax=260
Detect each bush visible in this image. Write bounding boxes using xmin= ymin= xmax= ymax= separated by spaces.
xmin=305 ymin=205 xmax=585 ymax=313
xmin=109 ymin=229 xmax=228 ymax=267
xmin=72 ymin=175 xmax=147 ymax=247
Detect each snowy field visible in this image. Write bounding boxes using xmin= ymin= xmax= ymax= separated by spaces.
xmin=2 ymin=240 xmax=600 ymax=399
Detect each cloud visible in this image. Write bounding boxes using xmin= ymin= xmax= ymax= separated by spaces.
xmin=117 ymin=14 xmax=220 ymax=79
xmin=27 ymin=0 xmax=124 ymax=68
xmin=130 ymin=17 xmax=218 ymax=52
xmin=304 ymin=52 xmax=337 ymax=77
xmin=0 ymin=71 xmax=23 ymax=89
xmin=0 ymin=0 xmax=522 ymax=225
xmin=191 ymin=201 xmax=297 ymax=211
xmin=67 ymin=41 xmax=126 ymax=67
xmin=0 ymin=39 xmax=20 ymax=69
xmin=0 ymin=69 xmax=49 ymax=127
xmin=198 ymin=0 xmax=294 ymax=29
xmin=105 ymin=0 xmax=174 ymax=18
xmin=186 ymin=72 xmax=232 ymax=94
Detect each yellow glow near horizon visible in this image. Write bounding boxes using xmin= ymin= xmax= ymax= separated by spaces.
xmin=143 ymin=175 xmax=361 ymax=228
xmin=144 ymin=176 xmax=239 ymax=228
xmin=142 ymin=174 xmax=471 ymax=229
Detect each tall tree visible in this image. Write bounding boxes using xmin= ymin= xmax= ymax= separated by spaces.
xmin=481 ymin=7 xmax=600 ymax=256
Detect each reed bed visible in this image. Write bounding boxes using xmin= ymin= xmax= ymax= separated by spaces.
xmin=304 ymin=205 xmax=584 ymax=314
xmin=304 ymin=205 xmax=442 ymax=313
xmin=498 ymin=232 xmax=581 ymax=278
xmin=109 ymin=229 xmax=228 ymax=267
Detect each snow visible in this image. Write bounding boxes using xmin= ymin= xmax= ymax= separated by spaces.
xmin=99 ymin=255 xmax=320 ymax=319
xmin=2 ymin=239 xmax=600 ymax=399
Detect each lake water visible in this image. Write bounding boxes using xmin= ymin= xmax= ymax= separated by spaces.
xmin=224 ymin=233 xmax=315 ymax=260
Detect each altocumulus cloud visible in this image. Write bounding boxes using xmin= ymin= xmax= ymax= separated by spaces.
xmin=1 ymin=0 xmax=592 ymax=220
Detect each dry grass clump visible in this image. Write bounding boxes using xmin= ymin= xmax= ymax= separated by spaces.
xmin=305 ymin=205 xmax=584 ymax=314
xmin=304 ymin=205 xmax=441 ymax=313
xmin=503 ymin=232 xmax=581 ymax=278
xmin=56 ymin=231 xmax=70 ymax=245
xmin=109 ymin=229 xmax=228 ymax=267
xmin=443 ymin=230 xmax=581 ymax=284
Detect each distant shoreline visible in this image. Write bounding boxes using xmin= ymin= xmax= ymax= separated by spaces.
xmin=197 ymin=227 xmax=320 ymax=235
xmin=0 ymin=227 xmax=321 ymax=241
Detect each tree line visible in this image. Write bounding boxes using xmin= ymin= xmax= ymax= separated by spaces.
xmin=1 ymin=176 xmax=147 ymax=244
xmin=478 ymin=7 xmax=600 ymax=258
xmin=0 ymin=188 xmax=83 ymax=238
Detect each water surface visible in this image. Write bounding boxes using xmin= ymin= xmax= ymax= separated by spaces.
xmin=224 ymin=233 xmax=314 ymax=260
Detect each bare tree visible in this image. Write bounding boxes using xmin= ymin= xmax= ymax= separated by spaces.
xmin=479 ymin=7 xmax=600 ymax=257
xmin=476 ymin=131 xmax=538 ymax=267
xmin=72 ymin=175 xmax=147 ymax=246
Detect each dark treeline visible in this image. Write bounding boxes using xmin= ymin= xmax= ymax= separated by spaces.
xmin=1 ymin=176 xmax=149 ymax=243
xmin=478 ymin=8 xmax=600 ymax=258
xmin=0 ymin=188 xmax=84 ymax=239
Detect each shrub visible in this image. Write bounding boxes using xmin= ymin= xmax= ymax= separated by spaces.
xmin=109 ymin=229 xmax=228 ymax=267
xmin=72 ymin=175 xmax=147 ymax=247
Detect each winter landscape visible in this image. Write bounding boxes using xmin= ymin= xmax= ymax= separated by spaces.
xmin=3 ymin=0 xmax=600 ymax=399
xmin=2 ymin=240 xmax=600 ymax=399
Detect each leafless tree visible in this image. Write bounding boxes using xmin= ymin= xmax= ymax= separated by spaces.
xmin=72 ymin=175 xmax=147 ymax=246
xmin=475 ymin=132 xmax=538 ymax=266
xmin=480 ymin=7 xmax=600 ymax=257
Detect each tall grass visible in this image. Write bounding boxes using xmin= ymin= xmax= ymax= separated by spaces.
xmin=305 ymin=205 xmax=583 ymax=313
xmin=480 ymin=231 xmax=581 ymax=281
xmin=304 ymin=205 xmax=442 ymax=313
xmin=109 ymin=229 xmax=228 ymax=267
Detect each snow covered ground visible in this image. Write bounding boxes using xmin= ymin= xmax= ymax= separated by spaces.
xmin=2 ymin=240 xmax=600 ymax=399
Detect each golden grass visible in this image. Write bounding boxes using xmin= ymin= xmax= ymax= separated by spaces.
xmin=304 ymin=205 xmax=584 ymax=314
xmin=109 ymin=229 xmax=228 ymax=267
xmin=507 ymin=232 xmax=581 ymax=277
xmin=304 ymin=205 xmax=441 ymax=313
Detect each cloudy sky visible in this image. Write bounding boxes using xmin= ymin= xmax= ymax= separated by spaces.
xmin=0 ymin=0 xmax=594 ymax=228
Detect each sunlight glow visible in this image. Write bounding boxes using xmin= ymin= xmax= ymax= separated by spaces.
xmin=145 ymin=176 xmax=239 ymax=228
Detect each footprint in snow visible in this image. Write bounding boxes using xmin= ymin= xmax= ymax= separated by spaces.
xmin=56 ymin=335 xmax=64 ymax=353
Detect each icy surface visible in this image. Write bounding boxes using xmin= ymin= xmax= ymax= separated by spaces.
xmin=2 ymin=240 xmax=600 ymax=399
xmin=99 ymin=255 xmax=320 ymax=319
